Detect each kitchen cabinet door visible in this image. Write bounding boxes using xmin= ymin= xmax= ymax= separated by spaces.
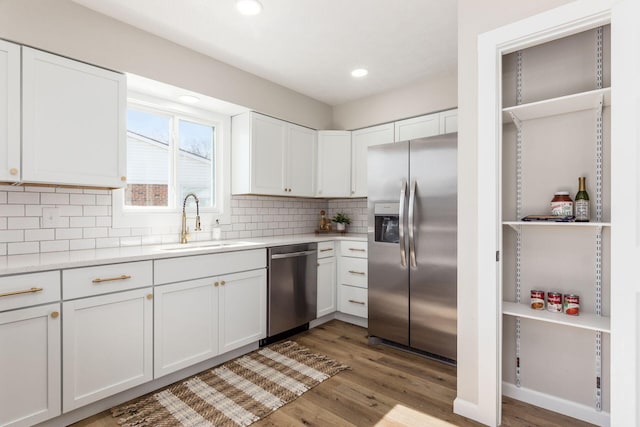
xmin=63 ymin=287 xmax=152 ymax=411
xmin=154 ymin=278 xmax=219 ymax=378
xmin=394 ymin=112 xmax=440 ymax=142
xmin=21 ymin=47 xmax=126 ymax=188
xmin=439 ymin=109 xmax=458 ymax=134
xmin=250 ymin=113 xmax=287 ymax=195
xmin=287 ymin=123 xmax=316 ymax=196
xmin=219 ymin=269 xmax=266 ymax=354
xmin=317 ymin=256 xmax=337 ymax=317
xmin=351 ymin=123 xmax=394 ymax=197
xmin=0 ymin=40 xmax=20 ymax=183
xmin=317 ymin=131 xmax=351 ymax=197
xmin=0 ymin=304 xmax=61 ymax=427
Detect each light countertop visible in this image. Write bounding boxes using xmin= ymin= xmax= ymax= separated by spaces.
xmin=0 ymin=233 xmax=367 ymax=276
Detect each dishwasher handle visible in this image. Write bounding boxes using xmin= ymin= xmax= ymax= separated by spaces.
xmin=270 ymin=250 xmax=317 ymax=259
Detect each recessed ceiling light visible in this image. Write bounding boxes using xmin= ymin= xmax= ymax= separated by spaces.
xmin=179 ymin=95 xmax=200 ymax=104
xmin=351 ymin=68 xmax=369 ymax=78
xmin=236 ymin=0 xmax=263 ymax=15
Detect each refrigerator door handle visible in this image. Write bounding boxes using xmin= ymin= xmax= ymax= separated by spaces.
xmin=408 ymin=179 xmax=417 ymax=268
xmin=399 ymin=179 xmax=407 ymax=267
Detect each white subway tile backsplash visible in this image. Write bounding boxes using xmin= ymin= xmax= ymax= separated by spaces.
xmin=0 ymin=230 xmax=23 ymax=243
xmin=2 ymin=186 xmax=24 ymax=192
xmin=0 ymin=186 xmax=349 ymax=255
xmin=70 ymin=216 xmax=96 ymax=228
xmin=84 ymin=228 xmax=108 ymax=239
xmin=0 ymin=244 xmax=6 ymax=256
xmin=0 ymin=205 xmax=25 ymax=216
xmin=70 ymin=239 xmax=95 ymax=251
xmin=40 ymin=240 xmax=69 ymax=253
xmin=8 ymin=217 xmax=40 ymax=230
xmin=41 ymin=193 xmax=70 ymax=205
xmin=25 ymin=229 xmax=55 ymax=241
xmin=8 ymin=241 xmax=39 ymax=255
xmin=8 ymin=192 xmax=39 ymax=204
xmin=56 ymin=228 xmax=83 ymax=240
xmin=70 ymin=194 xmax=96 ymax=205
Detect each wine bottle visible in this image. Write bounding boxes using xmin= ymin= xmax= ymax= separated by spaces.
xmin=575 ymin=176 xmax=590 ymax=222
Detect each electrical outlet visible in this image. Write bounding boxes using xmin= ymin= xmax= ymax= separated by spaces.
xmin=42 ymin=207 xmax=60 ymax=228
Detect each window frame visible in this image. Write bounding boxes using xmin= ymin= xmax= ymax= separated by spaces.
xmin=112 ymin=92 xmax=231 ymax=230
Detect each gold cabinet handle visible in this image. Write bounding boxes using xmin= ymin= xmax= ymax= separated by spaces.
xmin=0 ymin=287 xmax=43 ymax=298
xmin=348 ymin=299 xmax=365 ymax=305
xmin=146 ymin=294 xmax=153 ymax=300
xmin=220 ymin=280 xmax=226 ymax=286
xmin=320 ymin=248 xmax=333 ymax=252
xmin=9 ymin=168 xmax=18 ymax=175
xmin=121 ymin=176 xmax=127 ymax=181
xmin=51 ymin=311 xmax=59 ymax=319
xmin=214 ymin=281 xmax=219 ymax=287
xmin=348 ymin=270 xmax=366 ymax=275
xmin=92 ymin=275 xmax=131 ymax=284
xmin=349 ymin=248 xmax=366 ymax=252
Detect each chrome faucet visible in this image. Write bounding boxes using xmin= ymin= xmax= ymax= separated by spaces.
xmin=180 ymin=193 xmax=201 ymax=244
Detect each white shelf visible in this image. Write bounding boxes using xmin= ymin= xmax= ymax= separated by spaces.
xmin=503 ymin=87 xmax=611 ymax=125
xmin=503 ymin=301 xmax=610 ymax=333
xmin=503 ymin=221 xmax=611 ymax=231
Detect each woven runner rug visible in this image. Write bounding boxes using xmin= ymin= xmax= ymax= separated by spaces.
xmin=111 ymin=341 xmax=349 ymax=427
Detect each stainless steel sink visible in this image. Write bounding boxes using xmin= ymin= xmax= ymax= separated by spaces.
xmin=160 ymin=241 xmax=257 ymax=251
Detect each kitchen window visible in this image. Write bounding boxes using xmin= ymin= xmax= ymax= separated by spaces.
xmin=112 ymin=98 xmax=231 ymax=229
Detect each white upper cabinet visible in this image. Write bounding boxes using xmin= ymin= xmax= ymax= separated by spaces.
xmin=316 ymin=131 xmax=351 ymax=197
xmin=0 ymin=40 xmax=20 ymax=183
xmin=394 ymin=112 xmax=440 ymax=141
xmin=21 ymin=47 xmax=126 ymax=188
xmin=351 ymin=123 xmax=395 ymax=197
xmin=287 ymin=123 xmax=316 ymax=196
xmin=393 ymin=109 xmax=458 ymax=142
xmin=439 ymin=108 xmax=458 ymax=134
xmin=232 ymin=112 xmax=316 ymax=197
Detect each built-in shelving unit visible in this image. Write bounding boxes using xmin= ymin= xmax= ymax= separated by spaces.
xmin=502 ymin=302 xmax=610 ymax=333
xmin=499 ymin=26 xmax=611 ymax=426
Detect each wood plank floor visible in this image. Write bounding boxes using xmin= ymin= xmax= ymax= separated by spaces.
xmin=72 ymin=320 xmax=594 ymax=427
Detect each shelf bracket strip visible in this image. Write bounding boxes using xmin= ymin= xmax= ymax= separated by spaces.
xmin=594 ymin=25 xmax=604 ymax=413
xmin=514 ymin=49 xmax=523 ymax=388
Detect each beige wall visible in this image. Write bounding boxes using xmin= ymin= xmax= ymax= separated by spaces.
xmin=331 ymin=72 xmax=457 ymax=130
xmin=456 ymin=0 xmax=575 ymax=406
xmin=0 ymin=0 xmax=332 ymax=129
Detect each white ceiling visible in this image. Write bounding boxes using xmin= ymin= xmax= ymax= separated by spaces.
xmin=73 ymin=0 xmax=458 ymax=106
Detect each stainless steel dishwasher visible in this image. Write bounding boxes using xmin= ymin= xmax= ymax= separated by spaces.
xmin=263 ymin=243 xmax=317 ymax=344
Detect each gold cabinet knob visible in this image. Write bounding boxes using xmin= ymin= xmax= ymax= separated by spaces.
xmin=146 ymin=294 xmax=153 ymax=300
xmin=220 ymin=280 xmax=226 ymax=286
xmin=214 ymin=281 xmax=219 ymax=287
xmin=121 ymin=176 xmax=127 ymax=181
xmin=51 ymin=311 xmax=59 ymax=319
xmin=9 ymin=168 xmax=18 ymax=175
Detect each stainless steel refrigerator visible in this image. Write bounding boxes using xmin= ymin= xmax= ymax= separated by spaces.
xmin=367 ymin=133 xmax=457 ymax=362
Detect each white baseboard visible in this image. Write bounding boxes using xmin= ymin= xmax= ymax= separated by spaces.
xmin=334 ymin=311 xmax=368 ymax=328
xmin=453 ymin=397 xmax=498 ymax=427
xmin=502 ymin=382 xmax=610 ymax=427
xmin=34 ymin=342 xmax=259 ymax=427
xmin=309 ymin=312 xmax=336 ymax=328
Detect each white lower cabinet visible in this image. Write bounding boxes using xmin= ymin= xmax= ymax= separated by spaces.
xmin=337 ymin=285 xmax=368 ymax=318
xmin=317 ymin=256 xmax=337 ymax=317
xmin=0 ymin=303 xmax=61 ymax=427
xmin=154 ymin=278 xmax=219 ymax=378
xmin=62 ymin=287 xmax=153 ymax=412
xmin=337 ymin=240 xmax=368 ymax=320
xmin=219 ymin=269 xmax=267 ymax=353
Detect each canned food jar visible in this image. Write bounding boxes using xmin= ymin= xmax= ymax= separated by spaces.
xmin=530 ymin=290 xmax=545 ymax=310
xmin=564 ymin=294 xmax=580 ymax=316
xmin=547 ymin=292 xmax=563 ymax=313
xmin=551 ymin=191 xmax=573 ymax=216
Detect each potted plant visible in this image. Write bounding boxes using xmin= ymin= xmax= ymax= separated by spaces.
xmin=331 ymin=212 xmax=351 ymax=231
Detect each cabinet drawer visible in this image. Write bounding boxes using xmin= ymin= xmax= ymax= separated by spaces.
xmin=339 ymin=257 xmax=368 ymax=288
xmin=317 ymin=241 xmax=335 ymax=259
xmin=340 ymin=240 xmax=367 ymax=258
xmin=0 ymin=271 xmax=60 ymax=312
xmin=338 ymin=285 xmax=368 ymax=318
xmin=63 ymin=261 xmax=152 ymax=300
xmin=154 ymin=249 xmax=266 ymax=285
